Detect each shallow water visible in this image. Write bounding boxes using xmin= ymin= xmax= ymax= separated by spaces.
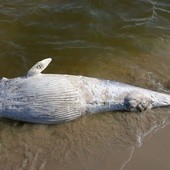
xmin=0 ymin=0 xmax=170 ymax=169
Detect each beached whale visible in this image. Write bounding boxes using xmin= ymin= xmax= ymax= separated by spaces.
xmin=0 ymin=58 xmax=170 ymax=124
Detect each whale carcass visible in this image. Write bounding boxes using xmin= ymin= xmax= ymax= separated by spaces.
xmin=0 ymin=58 xmax=170 ymax=124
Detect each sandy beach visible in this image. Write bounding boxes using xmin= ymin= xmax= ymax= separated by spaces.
xmin=125 ymin=125 xmax=170 ymax=170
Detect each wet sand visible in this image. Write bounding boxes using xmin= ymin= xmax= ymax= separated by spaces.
xmin=125 ymin=125 xmax=170 ymax=170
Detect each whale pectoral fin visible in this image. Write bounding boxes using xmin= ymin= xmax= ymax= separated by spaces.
xmin=27 ymin=58 xmax=52 ymax=77
xmin=124 ymin=93 xmax=153 ymax=112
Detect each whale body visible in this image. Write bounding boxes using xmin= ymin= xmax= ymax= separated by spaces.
xmin=0 ymin=58 xmax=170 ymax=124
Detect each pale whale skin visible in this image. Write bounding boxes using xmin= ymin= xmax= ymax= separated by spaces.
xmin=0 ymin=58 xmax=170 ymax=124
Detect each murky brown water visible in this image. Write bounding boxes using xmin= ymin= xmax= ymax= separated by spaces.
xmin=0 ymin=0 xmax=170 ymax=170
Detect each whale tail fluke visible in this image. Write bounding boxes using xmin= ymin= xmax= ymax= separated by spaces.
xmin=152 ymin=92 xmax=170 ymax=109
xmin=124 ymin=90 xmax=170 ymax=112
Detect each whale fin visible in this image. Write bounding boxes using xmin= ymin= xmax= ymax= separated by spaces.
xmin=27 ymin=58 xmax=52 ymax=77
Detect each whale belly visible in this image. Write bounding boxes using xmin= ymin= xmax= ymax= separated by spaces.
xmin=2 ymin=75 xmax=86 ymax=124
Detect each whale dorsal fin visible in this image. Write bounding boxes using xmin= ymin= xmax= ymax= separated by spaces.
xmin=27 ymin=58 xmax=52 ymax=77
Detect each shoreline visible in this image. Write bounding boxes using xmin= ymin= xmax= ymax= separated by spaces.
xmin=124 ymin=124 xmax=170 ymax=170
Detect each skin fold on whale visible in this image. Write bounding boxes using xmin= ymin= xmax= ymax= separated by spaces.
xmin=0 ymin=58 xmax=170 ymax=124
